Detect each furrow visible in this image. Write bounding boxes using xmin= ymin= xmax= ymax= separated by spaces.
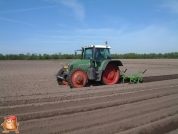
xmin=19 ymin=94 xmax=178 ymax=133
xmin=1 ymin=85 xmax=178 ymax=115
xmin=1 ymin=81 xmax=177 ymax=107
xmin=118 ymin=115 xmax=178 ymax=134
xmin=1 ymin=87 xmax=178 ymax=121
xmin=65 ymin=105 xmax=178 ymax=134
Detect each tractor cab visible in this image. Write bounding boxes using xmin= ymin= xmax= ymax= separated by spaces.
xmin=76 ymin=45 xmax=111 ymax=62
xmin=74 ymin=45 xmax=112 ymax=71
xmin=81 ymin=45 xmax=111 ymax=61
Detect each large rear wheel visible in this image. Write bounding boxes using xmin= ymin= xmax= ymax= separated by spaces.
xmin=102 ymin=63 xmax=119 ymax=85
xmin=56 ymin=68 xmax=68 ymax=85
xmin=68 ymin=68 xmax=87 ymax=88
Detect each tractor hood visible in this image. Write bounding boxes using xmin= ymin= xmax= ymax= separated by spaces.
xmin=68 ymin=60 xmax=80 ymax=65
xmin=67 ymin=60 xmax=90 ymax=71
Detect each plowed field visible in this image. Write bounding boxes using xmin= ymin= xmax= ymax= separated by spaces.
xmin=0 ymin=59 xmax=178 ymax=134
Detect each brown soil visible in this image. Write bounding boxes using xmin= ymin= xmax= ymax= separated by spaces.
xmin=0 ymin=59 xmax=178 ymax=134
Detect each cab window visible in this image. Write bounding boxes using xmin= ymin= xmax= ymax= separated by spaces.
xmin=96 ymin=48 xmax=105 ymax=60
xmin=84 ymin=48 xmax=93 ymax=59
xmin=105 ymin=49 xmax=111 ymax=59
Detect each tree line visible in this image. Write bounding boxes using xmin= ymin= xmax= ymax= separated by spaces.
xmin=111 ymin=52 xmax=178 ymax=59
xmin=0 ymin=52 xmax=178 ymax=60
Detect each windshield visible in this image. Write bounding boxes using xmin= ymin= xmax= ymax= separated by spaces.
xmin=83 ymin=47 xmax=111 ymax=60
xmin=84 ymin=48 xmax=93 ymax=59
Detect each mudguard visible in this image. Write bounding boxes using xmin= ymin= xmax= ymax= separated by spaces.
xmin=95 ymin=59 xmax=123 ymax=81
xmin=102 ymin=59 xmax=123 ymax=71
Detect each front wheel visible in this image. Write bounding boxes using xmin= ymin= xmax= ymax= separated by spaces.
xmin=68 ymin=68 xmax=87 ymax=88
xmin=102 ymin=63 xmax=119 ymax=85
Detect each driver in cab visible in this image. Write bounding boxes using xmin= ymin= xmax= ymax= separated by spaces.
xmin=96 ymin=48 xmax=104 ymax=60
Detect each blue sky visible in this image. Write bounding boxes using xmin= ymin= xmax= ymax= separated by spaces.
xmin=0 ymin=0 xmax=178 ymax=55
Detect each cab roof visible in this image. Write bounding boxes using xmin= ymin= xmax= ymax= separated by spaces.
xmin=84 ymin=45 xmax=111 ymax=49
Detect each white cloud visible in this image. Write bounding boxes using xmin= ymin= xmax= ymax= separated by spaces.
xmin=162 ymin=0 xmax=178 ymax=13
xmin=0 ymin=17 xmax=36 ymax=26
xmin=57 ymin=23 xmax=65 ymax=26
xmin=2 ymin=24 xmax=177 ymax=54
xmin=49 ymin=25 xmax=177 ymax=53
xmin=52 ymin=0 xmax=85 ymax=21
xmin=0 ymin=6 xmax=59 ymax=13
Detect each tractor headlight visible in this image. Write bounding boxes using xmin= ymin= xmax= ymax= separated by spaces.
xmin=63 ymin=65 xmax=69 ymax=69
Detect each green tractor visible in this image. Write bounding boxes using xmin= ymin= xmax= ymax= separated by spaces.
xmin=56 ymin=43 xmax=123 ymax=88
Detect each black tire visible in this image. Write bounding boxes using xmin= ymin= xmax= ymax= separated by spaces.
xmin=56 ymin=68 xmax=65 ymax=85
xmin=67 ymin=68 xmax=87 ymax=88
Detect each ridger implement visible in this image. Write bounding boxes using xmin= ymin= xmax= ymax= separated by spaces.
xmin=120 ymin=69 xmax=147 ymax=83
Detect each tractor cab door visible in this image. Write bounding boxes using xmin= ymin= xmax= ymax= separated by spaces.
xmin=83 ymin=48 xmax=94 ymax=70
xmin=95 ymin=48 xmax=111 ymax=70
xmin=95 ymin=48 xmax=105 ymax=60
xmin=95 ymin=48 xmax=111 ymax=60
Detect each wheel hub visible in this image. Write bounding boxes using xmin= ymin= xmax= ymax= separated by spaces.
xmin=76 ymin=75 xmax=83 ymax=83
xmin=108 ymin=72 xmax=114 ymax=78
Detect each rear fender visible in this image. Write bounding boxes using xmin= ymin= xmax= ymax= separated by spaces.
xmin=96 ymin=60 xmax=123 ymax=81
xmin=102 ymin=60 xmax=123 ymax=71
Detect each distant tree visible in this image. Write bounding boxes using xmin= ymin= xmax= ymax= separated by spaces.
xmin=43 ymin=54 xmax=50 ymax=59
xmin=51 ymin=53 xmax=59 ymax=59
xmin=26 ymin=53 xmax=31 ymax=60
xmin=0 ymin=52 xmax=178 ymax=60
xmin=30 ymin=53 xmax=38 ymax=60
xmin=111 ymin=54 xmax=119 ymax=59
xmin=38 ymin=54 xmax=43 ymax=60
xmin=0 ymin=54 xmax=5 ymax=60
xmin=157 ymin=53 xmax=163 ymax=59
xmin=18 ymin=54 xmax=25 ymax=60
xmin=58 ymin=52 xmax=62 ymax=59
xmin=173 ymin=52 xmax=178 ymax=59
